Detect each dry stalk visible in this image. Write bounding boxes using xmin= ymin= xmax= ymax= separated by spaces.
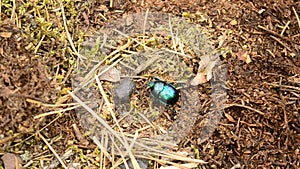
xmin=280 ymin=21 xmax=290 ymax=36
xmin=57 ymin=0 xmax=85 ymax=59
xmin=13 ymin=115 xmax=62 ymax=147
xmin=270 ymin=35 xmax=292 ymax=52
xmin=79 ymin=57 xmax=123 ymax=89
xmin=26 ymin=98 xmax=80 ymax=108
xmin=39 ymin=133 xmax=67 ymax=169
xmin=292 ymin=7 xmax=300 ymax=29
xmin=33 ymin=105 xmax=80 ymax=119
xmin=258 ymin=25 xmax=300 ymax=45
xmin=95 ymin=75 xmax=141 ymax=169
xmin=225 ymin=103 xmax=265 ymax=116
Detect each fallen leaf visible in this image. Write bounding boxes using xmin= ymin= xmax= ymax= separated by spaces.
xmin=1 ymin=153 xmax=23 ymax=169
xmin=98 ymin=65 xmax=120 ymax=82
xmin=235 ymin=50 xmax=251 ymax=63
xmin=230 ymin=19 xmax=238 ymax=25
xmin=191 ymin=56 xmax=219 ymax=85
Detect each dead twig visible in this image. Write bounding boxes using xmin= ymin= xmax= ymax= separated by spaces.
xmin=0 ymin=134 xmax=21 ymax=144
xmin=39 ymin=133 xmax=68 ymax=169
xmin=280 ymin=21 xmax=290 ymax=36
xmin=142 ymin=9 xmax=149 ymax=45
xmin=292 ymin=7 xmax=300 ymax=30
xmin=47 ymin=149 xmax=74 ymax=169
xmin=33 ymin=105 xmax=81 ymax=119
xmin=95 ymin=75 xmax=140 ymax=169
xmin=258 ymin=25 xmax=284 ymax=38
xmin=225 ymin=103 xmax=265 ymax=116
xmin=110 ymin=0 xmax=113 ymax=8
xmin=10 ymin=0 xmax=16 ymax=22
xmin=13 ymin=114 xmax=62 ymax=148
xmin=264 ymin=82 xmax=300 ymax=91
xmin=57 ymin=0 xmax=85 ymax=59
xmin=258 ymin=25 xmax=300 ymax=45
xmin=270 ymin=35 xmax=292 ymax=52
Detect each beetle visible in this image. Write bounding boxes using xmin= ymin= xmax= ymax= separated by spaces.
xmin=148 ymin=77 xmax=179 ymax=106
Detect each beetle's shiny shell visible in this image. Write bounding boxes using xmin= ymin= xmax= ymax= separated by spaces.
xmin=148 ymin=80 xmax=179 ymax=105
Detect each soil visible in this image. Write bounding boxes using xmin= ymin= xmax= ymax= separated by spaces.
xmin=0 ymin=0 xmax=299 ymax=168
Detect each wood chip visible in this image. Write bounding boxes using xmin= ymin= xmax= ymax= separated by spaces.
xmin=0 ymin=32 xmax=12 ymax=38
xmin=224 ymin=112 xmax=235 ymax=122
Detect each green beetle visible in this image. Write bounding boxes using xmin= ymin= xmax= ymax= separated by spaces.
xmin=148 ymin=77 xmax=179 ymax=106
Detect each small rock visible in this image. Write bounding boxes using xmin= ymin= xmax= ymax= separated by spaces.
xmin=114 ymin=78 xmax=135 ymax=105
xmin=1 ymin=153 xmax=23 ymax=169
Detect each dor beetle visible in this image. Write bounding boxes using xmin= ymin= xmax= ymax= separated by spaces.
xmin=148 ymin=77 xmax=179 ymax=106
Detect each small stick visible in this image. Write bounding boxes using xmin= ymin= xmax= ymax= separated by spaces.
xmin=72 ymin=123 xmax=84 ymax=141
xmin=88 ymin=78 xmax=140 ymax=167
xmin=113 ymin=29 xmax=153 ymax=51
xmin=280 ymin=21 xmax=290 ymax=36
xmin=292 ymin=7 xmax=300 ymax=30
xmin=99 ymin=13 xmax=107 ymax=21
xmin=57 ymin=0 xmax=85 ymax=59
xmin=163 ymin=48 xmax=193 ymax=59
xmin=270 ymin=35 xmax=292 ymax=51
xmin=258 ymin=25 xmax=300 ymax=45
xmin=47 ymin=150 xmax=74 ymax=169
xmin=169 ymin=14 xmax=177 ymax=51
xmin=110 ymin=0 xmax=113 ymax=8
xmin=26 ymin=98 xmax=80 ymax=108
xmin=225 ymin=103 xmax=265 ymax=116
xmin=92 ymin=136 xmax=113 ymax=161
xmin=33 ymin=105 xmax=80 ymax=119
xmin=11 ymin=0 xmax=16 ymax=21
xmin=34 ymin=35 xmax=46 ymax=54
xmin=39 ymin=133 xmax=68 ymax=169
xmin=258 ymin=25 xmax=283 ymax=38
xmin=13 ymin=116 xmax=61 ymax=147
xmin=266 ymin=49 xmax=276 ymax=58
xmin=265 ymin=82 xmax=300 ymax=91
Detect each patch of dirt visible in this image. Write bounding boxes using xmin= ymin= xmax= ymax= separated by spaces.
xmin=0 ymin=22 xmax=57 ymax=163
xmin=0 ymin=23 xmax=53 ymax=135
